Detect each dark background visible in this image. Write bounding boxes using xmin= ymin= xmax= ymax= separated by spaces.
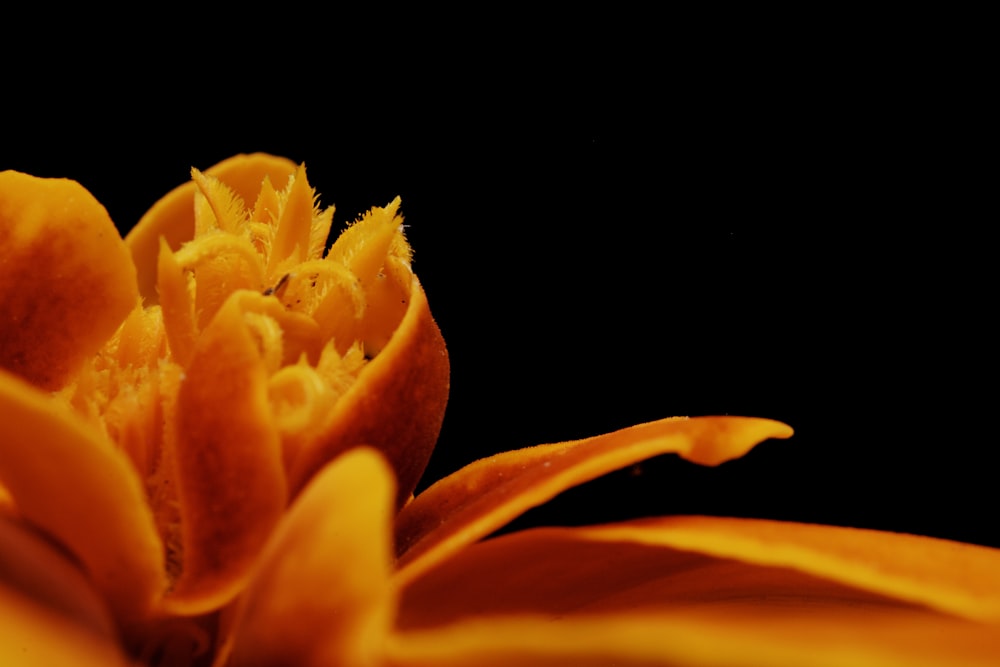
xmin=3 ymin=20 xmax=991 ymax=548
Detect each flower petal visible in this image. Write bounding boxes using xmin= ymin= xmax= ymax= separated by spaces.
xmin=394 ymin=416 xmax=792 ymax=585
xmin=0 ymin=370 xmax=166 ymax=622
xmin=397 ymin=523 xmax=924 ymax=631
xmin=1 ymin=586 xmax=131 ymax=666
xmin=125 ymin=153 xmax=298 ymax=302
xmin=0 ymin=170 xmax=138 ymax=390
xmin=393 ymin=521 xmax=1000 ymax=666
xmin=386 ymin=610 xmax=1000 ymax=667
xmin=287 ymin=276 xmax=450 ymax=509
xmin=0 ymin=515 xmax=119 ymax=641
xmin=570 ymin=515 xmax=1000 ymax=623
xmin=163 ymin=296 xmax=287 ymax=613
xmin=224 ymin=448 xmax=396 ymax=667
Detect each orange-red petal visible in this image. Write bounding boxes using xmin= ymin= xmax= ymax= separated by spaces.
xmin=224 ymin=448 xmax=396 ymax=667
xmin=287 ymin=276 xmax=450 ymax=509
xmin=0 ymin=170 xmax=138 ymax=390
xmin=394 ymin=416 xmax=792 ymax=585
xmin=125 ymin=153 xmax=298 ymax=302
xmin=164 ymin=296 xmax=287 ymax=613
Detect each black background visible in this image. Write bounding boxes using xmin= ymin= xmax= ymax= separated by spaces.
xmin=3 ymin=18 xmax=992 ymax=548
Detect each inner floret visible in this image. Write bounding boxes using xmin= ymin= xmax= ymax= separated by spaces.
xmin=59 ymin=164 xmax=412 ymax=596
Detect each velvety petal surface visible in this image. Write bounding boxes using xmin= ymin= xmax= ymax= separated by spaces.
xmin=125 ymin=153 xmax=298 ymax=302
xmin=394 ymin=416 xmax=792 ymax=585
xmin=0 ymin=370 xmax=166 ymax=623
xmin=287 ymin=276 xmax=450 ymax=508
xmin=0 ymin=170 xmax=138 ymax=390
xmin=165 ymin=296 xmax=287 ymax=613
xmin=224 ymin=448 xmax=396 ymax=667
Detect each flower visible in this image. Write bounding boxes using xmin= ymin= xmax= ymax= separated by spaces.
xmin=2 ymin=155 xmax=999 ymax=666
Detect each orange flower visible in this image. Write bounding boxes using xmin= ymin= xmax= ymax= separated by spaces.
xmin=2 ymin=155 xmax=999 ymax=666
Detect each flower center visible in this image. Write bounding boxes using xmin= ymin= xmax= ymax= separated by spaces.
xmin=56 ymin=165 xmax=412 ymax=586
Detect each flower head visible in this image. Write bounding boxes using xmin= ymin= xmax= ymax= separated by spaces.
xmin=2 ymin=155 xmax=1000 ymax=666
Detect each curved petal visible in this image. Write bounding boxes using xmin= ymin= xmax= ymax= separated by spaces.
xmin=570 ymin=515 xmax=1000 ymax=623
xmin=125 ymin=153 xmax=298 ymax=302
xmin=393 ymin=520 xmax=1000 ymax=666
xmin=394 ymin=416 xmax=792 ymax=586
xmin=224 ymin=448 xmax=396 ymax=667
xmin=397 ymin=523 xmax=925 ymax=631
xmin=0 ymin=370 xmax=166 ymax=623
xmin=386 ymin=611 xmax=1000 ymax=667
xmin=163 ymin=296 xmax=287 ymax=614
xmin=1 ymin=586 xmax=131 ymax=666
xmin=0 ymin=170 xmax=137 ymax=390
xmin=0 ymin=515 xmax=118 ymax=640
xmin=287 ymin=276 xmax=450 ymax=509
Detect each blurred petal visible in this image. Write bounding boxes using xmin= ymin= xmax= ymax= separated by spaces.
xmin=0 ymin=370 xmax=166 ymax=622
xmin=125 ymin=153 xmax=298 ymax=302
xmin=225 ymin=448 xmax=396 ymax=667
xmin=386 ymin=610 xmax=1000 ymax=667
xmin=164 ymin=296 xmax=287 ymax=614
xmin=0 ymin=515 xmax=118 ymax=640
xmin=287 ymin=276 xmax=449 ymax=509
xmin=395 ymin=416 xmax=792 ymax=585
xmin=0 ymin=170 xmax=137 ymax=390
xmin=1 ymin=586 xmax=131 ymax=666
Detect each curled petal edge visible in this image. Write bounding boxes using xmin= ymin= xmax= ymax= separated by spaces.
xmin=287 ymin=275 xmax=449 ymax=509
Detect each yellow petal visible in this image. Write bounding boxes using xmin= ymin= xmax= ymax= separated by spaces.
xmin=164 ymin=295 xmax=287 ymax=614
xmin=287 ymin=276 xmax=450 ymax=508
xmin=0 ymin=370 xmax=166 ymax=622
xmin=225 ymin=448 xmax=396 ymax=667
xmin=266 ymin=163 xmax=315 ymax=273
xmin=0 ymin=170 xmax=138 ymax=390
xmin=394 ymin=416 xmax=792 ymax=586
xmin=126 ymin=153 xmax=298 ymax=302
